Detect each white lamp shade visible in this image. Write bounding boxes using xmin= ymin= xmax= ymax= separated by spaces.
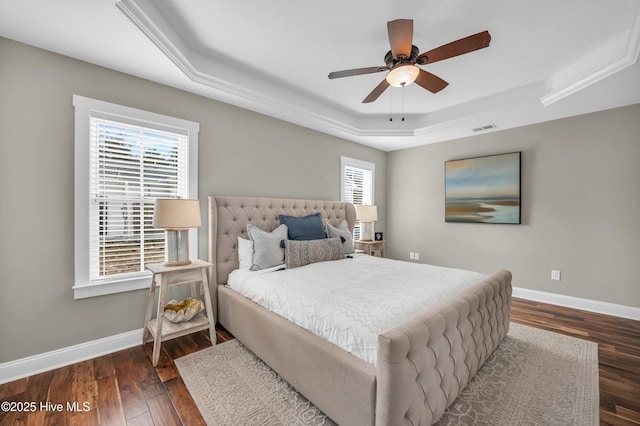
xmin=152 ymin=199 xmax=201 ymax=230
xmin=355 ymin=204 xmax=378 ymax=222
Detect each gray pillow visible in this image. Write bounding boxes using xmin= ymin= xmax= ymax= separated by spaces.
xmin=285 ymin=237 xmax=345 ymax=269
xmin=247 ymin=224 xmax=288 ymax=270
xmin=326 ymin=220 xmax=354 ymax=254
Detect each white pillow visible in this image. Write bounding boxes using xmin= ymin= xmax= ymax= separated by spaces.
xmin=237 ymin=237 xmax=253 ymax=269
xmin=326 ymin=220 xmax=355 ymax=254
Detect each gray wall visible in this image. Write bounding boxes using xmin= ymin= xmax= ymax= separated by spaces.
xmin=0 ymin=38 xmax=386 ymax=363
xmin=2 ymin=34 xmax=637 ymax=365
xmin=386 ymin=104 xmax=640 ymax=308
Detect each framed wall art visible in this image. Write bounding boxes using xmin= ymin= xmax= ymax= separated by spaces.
xmin=445 ymin=152 xmax=521 ymax=224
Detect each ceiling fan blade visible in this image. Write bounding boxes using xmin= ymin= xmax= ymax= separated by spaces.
xmin=387 ymin=19 xmax=413 ymax=59
xmin=328 ymin=66 xmax=388 ymax=79
xmin=416 ymin=30 xmax=491 ymax=65
xmin=363 ymin=79 xmax=390 ymax=103
xmin=414 ymin=69 xmax=448 ymax=93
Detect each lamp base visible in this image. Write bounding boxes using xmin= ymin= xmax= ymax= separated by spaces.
xmin=359 ymin=222 xmax=374 ymax=241
xmin=165 ymin=229 xmax=191 ymax=266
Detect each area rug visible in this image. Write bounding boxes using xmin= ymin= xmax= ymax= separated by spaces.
xmin=175 ymin=322 xmax=599 ymax=425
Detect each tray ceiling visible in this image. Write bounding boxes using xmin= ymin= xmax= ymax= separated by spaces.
xmin=1 ymin=0 xmax=639 ymax=151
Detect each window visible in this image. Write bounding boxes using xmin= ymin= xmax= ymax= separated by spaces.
xmin=73 ymin=96 xmax=199 ymax=299
xmin=340 ymin=156 xmax=375 ymax=240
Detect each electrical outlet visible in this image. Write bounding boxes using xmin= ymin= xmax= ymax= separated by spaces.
xmin=414 ymin=252 xmax=420 ymax=261
xmin=551 ymin=270 xmax=561 ymax=281
xmin=409 ymin=252 xmax=415 ymax=260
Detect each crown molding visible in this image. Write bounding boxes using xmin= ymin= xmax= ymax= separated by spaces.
xmin=116 ymin=0 xmax=640 ymax=150
xmin=116 ymin=0 xmax=367 ymax=140
xmin=541 ymin=2 xmax=640 ymax=106
xmin=114 ymin=0 xmax=516 ymax=146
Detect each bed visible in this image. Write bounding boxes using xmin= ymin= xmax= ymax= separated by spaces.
xmin=208 ymin=196 xmax=512 ymax=426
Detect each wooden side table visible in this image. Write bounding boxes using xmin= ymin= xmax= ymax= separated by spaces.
xmin=354 ymin=240 xmax=385 ymax=257
xmin=143 ymin=259 xmax=216 ymax=366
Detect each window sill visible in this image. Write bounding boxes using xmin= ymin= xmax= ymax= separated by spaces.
xmin=73 ymin=273 xmax=151 ymax=299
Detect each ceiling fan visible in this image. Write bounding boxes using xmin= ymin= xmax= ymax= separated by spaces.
xmin=328 ymin=19 xmax=491 ymax=103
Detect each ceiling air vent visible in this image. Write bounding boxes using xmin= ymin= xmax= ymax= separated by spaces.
xmin=472 ymin=124 xmax=497 ymax=132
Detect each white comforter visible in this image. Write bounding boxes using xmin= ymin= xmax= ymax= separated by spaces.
xmin=227 ymin=254 xmax=486 ymax=365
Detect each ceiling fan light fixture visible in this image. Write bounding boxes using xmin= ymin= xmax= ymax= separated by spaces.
xmin=328 ymin=20 xmax=491 ymax=103
xmin=386 ymin=64 xmax=420 ymax=87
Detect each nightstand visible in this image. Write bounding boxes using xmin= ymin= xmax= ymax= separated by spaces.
xmin=143 ymin=259 xmax=216 ymax=366
xmin=354 ymin=240 xmax=385 ymax=257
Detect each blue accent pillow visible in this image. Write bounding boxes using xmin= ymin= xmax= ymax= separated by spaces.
xmin=279 ymin=212 xmax=326 ymax=241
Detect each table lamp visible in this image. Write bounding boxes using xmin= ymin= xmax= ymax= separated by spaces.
xmin=355 ymin=204 xmax=377 ymax=241
xmin=152 ymin=198 xmax=201 ymax=266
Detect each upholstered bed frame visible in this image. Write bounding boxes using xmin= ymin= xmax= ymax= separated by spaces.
xmin=208 ymin=195 xmax=512 ymax=426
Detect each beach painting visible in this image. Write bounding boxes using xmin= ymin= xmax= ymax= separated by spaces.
xmin=445 ymin=152 xmax=521 ymax=224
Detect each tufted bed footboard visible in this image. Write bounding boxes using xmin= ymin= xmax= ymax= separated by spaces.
xmin=376 ymin=270 xmax=512 ymax=425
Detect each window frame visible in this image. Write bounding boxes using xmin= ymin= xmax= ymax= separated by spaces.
xmin=73 ymin=95 xmax=199 ymax=299
xmin=340 ymin=156 xmax=375 ymax=239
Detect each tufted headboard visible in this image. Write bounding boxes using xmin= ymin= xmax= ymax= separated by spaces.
xmin=208 ymin=196 xmax=356 ymax=286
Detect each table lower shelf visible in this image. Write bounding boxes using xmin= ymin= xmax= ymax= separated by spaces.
xmin=146 ymin=312 xmax=211 ymax=342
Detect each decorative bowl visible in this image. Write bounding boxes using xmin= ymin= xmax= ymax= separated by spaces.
xmin=163 ymin=297 xmax=204 ymax=323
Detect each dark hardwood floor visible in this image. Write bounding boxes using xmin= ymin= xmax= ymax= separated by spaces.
xmin=510 ymin=299 xmax=640 ymax=425
xmin=1 ymin=298 xmax=638 ymax=425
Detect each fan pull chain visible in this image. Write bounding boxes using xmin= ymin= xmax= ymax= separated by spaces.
xmin=389 ymin=91 xmax=393 ymax=122
xmin=402 ymin=85 xmax=406 ymax=122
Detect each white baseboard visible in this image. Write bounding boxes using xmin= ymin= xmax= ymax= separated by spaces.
xmin=513 ymin=287 xmax=640 ymax=321
xmin=0 ymin=328 xmax=144 ymax=385
xmin=2 ymin=289 xmax=638 ymax=386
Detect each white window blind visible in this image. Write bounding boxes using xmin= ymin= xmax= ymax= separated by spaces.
xmin=343 ymin=165 xmax=373 ymax=205
xmin=73 ymin=95 xmax=199 ymax=299
xmin=89 ymin=117 xmax=188 ymax=280
xmin=340 ymin=156 xmax=375 ymax=240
